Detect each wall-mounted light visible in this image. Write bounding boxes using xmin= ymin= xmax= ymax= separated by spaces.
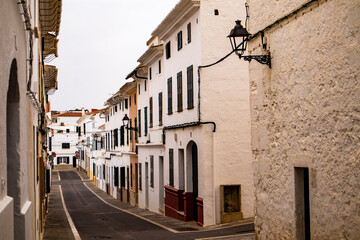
xmin=122 ymin=114 xmax=138 ymax=133
xmin=228 ymin=20 xmax=271 ymax=68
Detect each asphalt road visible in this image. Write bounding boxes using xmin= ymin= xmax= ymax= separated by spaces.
xmin=58 ymin=171 xmax=254 ymax=240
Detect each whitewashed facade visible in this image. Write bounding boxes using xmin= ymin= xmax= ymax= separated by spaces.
xmin=49 ymin=112 xmax=82 ymax=166
xmin=131 ymin=0 xmax=254 ymax=226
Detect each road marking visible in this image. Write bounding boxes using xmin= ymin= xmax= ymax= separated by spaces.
xmin=75 ymin=171 xmax=254 ymax=234
xmin=57 ymin=171 xmax=61 ymax=181
xmin=75 ymin=171 xmax=178 ymax=233
xmin=195 ymin=233 xmax=255 ymax=240
xmin=59 ymin=185 xmax=81 ymax=240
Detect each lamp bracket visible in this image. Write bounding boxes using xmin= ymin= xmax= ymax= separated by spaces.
xmin=242 ymin=52 xmax=271 ymax=68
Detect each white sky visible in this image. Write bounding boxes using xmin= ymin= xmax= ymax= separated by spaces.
xmin=50 ymin=0 xmax=180 ymax=111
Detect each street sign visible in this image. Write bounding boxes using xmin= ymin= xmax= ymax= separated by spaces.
xmin=49 ymin=155 xmax=54 ymax=161
xmin=52 ymin=152 xmax=56 ymax=157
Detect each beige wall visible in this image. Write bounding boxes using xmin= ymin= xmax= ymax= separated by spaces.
xmin=248 ymin=0 xmax=360 ymax=239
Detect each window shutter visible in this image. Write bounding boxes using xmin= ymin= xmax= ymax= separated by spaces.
xmin=167 ymin=77 xmax=172 ymax=114
xmin=158 ymin=92 xmax=162 ymax=126
xmin=187 ymin=65 xmax=194 ymax=109
xmin=149 ymin=97 xmax=153 ymax=128
xmin=177 ymin=72 xmax=183 ymax=112
xmin=138 ymin=110 xmax=141 ymax=137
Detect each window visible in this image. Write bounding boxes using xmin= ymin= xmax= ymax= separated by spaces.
xmin=144 ymin=80 xmax=147 ymax=91
xmin=144 ymin=107 xmax=148 ymax=136
xmin=62 ymin=143 xmax=70 ymax=149
xmin=48 ymin=137 xmax=52 ymax=151
xmin=120 ymin=126 xmax=125 ymax=146
xmin=187 ymin=65 xmax=194 ymax=109
xmin=138 ymin=110 xmax=141 ymax=137
xmin=149 ymin=67 xmax=152 ymax=80
xmin=134 ymin=118 xmax=138 ymax=142
xmin=66 ymin=129 xmax=70 ymax=133
xmin=150 ymin=156 xmax=154 ymax=188
xmin=166 ymin=41 xmax=171 ymax=59
xmin=125 ymin=99 xmax=128 ymax=109
xmin=149 ymin=97 xmax=153 ymax=128
xmin=167 ymin=77 xmax=173 ymax=115
xmin=158 ymin=60 xmax=161 ymax=74
xmin=57 ymin=156 xmax=69 ymax=164
xmin=138 ymin=84 xmax=141 ymax=95
xmin=187 ymin=22 xmax=191 ymax=43
xmin=83 ymin=123 xmax=86 ymax=134
xmin=120 ymin=167 xmax=125 ymax=187
xmin=177 ymin=31 xmax=183 ymax=51
xmin=158 ymin=92 xmax=163 ymax=126
xmin=169 ymin=149 xmax=174 ymax=187
xmin=177 ymin=71 xmax=183 ymax=112
xmin=114 ymin=167 xmax=119 ymax=187
xmin=57 ymin=130 xmax=63 ymax=133
xmin=138 ymin=163 xmax=142 ymax=190
xmin=114 ymin=128 xmax=118 ymax=147
xmin=134 ymin=94 xmax=136 ymax=104
xmin=129 ymin=96 xmax=132 ymax=107
xmin=115 ymin=105 xmax=118 ymax=112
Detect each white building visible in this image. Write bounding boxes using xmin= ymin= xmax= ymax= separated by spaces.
xmin=76 ymin=108 xmax=104 ymax=177
xmin=131 ymin=0 xmax=254 ymax=227
xmin=49 ymin=111 xmax=82 ymax=166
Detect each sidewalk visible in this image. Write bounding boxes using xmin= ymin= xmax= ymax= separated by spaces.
xmin=43 ymin=171 xmax=75 ymax=240
xmin=77 ymin=170 xmax=255 ymax=234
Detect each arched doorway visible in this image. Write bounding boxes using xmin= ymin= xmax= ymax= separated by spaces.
xmin=186 ymin=141 xmax=198 ymax=221
xmin=6 ymin=59 xmax=21 ymax=212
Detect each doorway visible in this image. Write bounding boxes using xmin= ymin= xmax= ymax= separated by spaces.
xmin=159 ymin=156 xmax=164 ymax=211
xmin=7 ymin=59 xmax=20 ymax=210
xmin=145 ymin=162 xmax=149 ymax=209
xmin=295 ymin=167 xmax=311 ymax=240
xmin=186 ymin=141 xmax=198 ymax=221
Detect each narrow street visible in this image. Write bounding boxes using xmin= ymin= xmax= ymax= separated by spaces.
xmin=44 ymin=170 xmax=254 ymax=240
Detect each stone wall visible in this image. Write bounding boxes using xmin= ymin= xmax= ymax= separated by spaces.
xmin=247 ymin=0 xmax=360 ymax=239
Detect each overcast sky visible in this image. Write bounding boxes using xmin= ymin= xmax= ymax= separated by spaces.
xmin=50 ymin=0 xmax=179 ymax=111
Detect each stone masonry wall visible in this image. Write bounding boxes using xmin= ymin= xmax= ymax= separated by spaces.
xmin=247 ymin=0 xmax=360 ymax=239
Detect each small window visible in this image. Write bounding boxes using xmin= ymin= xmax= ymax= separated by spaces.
xmin=177 ymin=31 xmax=183 ymax=51
xmin=144 ymin=80 xmax=147 ymax=91
xmin=57 ymin=130 xmax=63 ymax=133
xmin=62 ymin=143 xmax=70 ymax=149
xmin=138 ymin=84 xmax=141 ymax=95
xmin=166 ymin=41 xmax=171 ymax=59
xmin=158 ymin=60 xmax=161 ymax=74
xmin=187 ymin=22 xmax=191 ymax=43
xmin=125 ymin=99 xmax=128 ymax=109
xmin=115 ymin=105 xmax=118 ymax=112
xmin=134 ymin=94 xmax=136 ymax=104
xmin=66 ymin=129 xmax=70 ymax=133
xmin=60 ymin=122 xmax=65 ymax=126
xmin=149 ymin=67 xmax=152 ymax=80
xmin=129 ymin=96 xmax=132 ymax=107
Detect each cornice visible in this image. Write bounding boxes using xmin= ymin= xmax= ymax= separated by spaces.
xmin=137 ymin=45 xmax=164 ymax=65
xmin=152 ymin=0 xmax=200 ymax=40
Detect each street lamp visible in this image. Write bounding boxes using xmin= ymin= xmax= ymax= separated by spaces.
xmin=228 ymin=20 xmax=271 ymax=68
xmin=122 ymin=114 xmax=138 ymax=132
